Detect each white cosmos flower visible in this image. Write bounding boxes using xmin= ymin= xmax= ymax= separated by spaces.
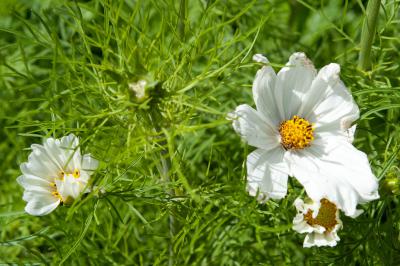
xmin=230 ymin=52 xmax=379 ymax=217
xmin=17 ymin=134 xmax=99 ymax=216
xmin=293 ymin=197 xmax=343 ymax=248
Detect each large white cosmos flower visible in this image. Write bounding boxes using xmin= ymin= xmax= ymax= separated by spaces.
xmin=17 ymin=134 xmax=98 ymax=216
xmin=293 ymin=197 xmax=343 ymax=247
xmin=230 ymin=52 xmax=379 ymax=217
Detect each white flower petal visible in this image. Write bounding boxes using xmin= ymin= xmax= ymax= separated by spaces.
xmin=251 ymin=54 xmax=281 ymax=125
xmin=80 ymin=155 xmax=98 ymax=183
xmin=56 ymin=175 xmax=84 ymax=201
xmin=82 ymin=154 xmax=99 ymax=172
xmin=24 ymin=146 xmax=60 ymax=179
xmin=21 ymin=135 xmax=83 ymax=180
xmin=22 ymin=188 xmax=54 ymax=201
xmin=299 ymin=63 xmax=340 ymax=116
xmin=300 ymin=63 xmax=359 ymax=134
xmin=17 ymin=174 xmax=51 ymax=189
xmin=253 ymin=54 xmax=269 ymax=64
xmin=346 ymin=125 xmax=357 ymax=143
xmin=276 ymin=52 xmax=317 ymax=119
xmin=293 ymin=218 xmax=315 ymax=234
xmin=303 ymin=232 xmax=338 ymax=248
xmin=287 ymin=137 xmax=379 ymax=217
xmin=44 ymin=134 xmax=82 ymax=172
xmin=294 ymin=198 xmax=306 ymax=211
xmin=59 ymin=133 xmax=79 ymax=150
xmin=313 ymin=81 xmax=359 ymax=131
xmin=246 ymin=148 xmax=289 ymax=200
xmin=232 ymin=104 xmax=280 ymax=151
xmin=351 ymin=209 xmax=364 ymax=218
xmin=25 ymin=195 xmax=60 ymax=216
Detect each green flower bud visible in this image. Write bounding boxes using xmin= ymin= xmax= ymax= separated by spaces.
xmin=382 ymin=176 xmax=400 ymax=195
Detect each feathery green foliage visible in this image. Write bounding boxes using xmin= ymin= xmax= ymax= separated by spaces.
xmin=0 ymin=0 xmax=400 ymax=264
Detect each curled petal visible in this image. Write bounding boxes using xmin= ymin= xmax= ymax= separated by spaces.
xmin=301 ymin=63 xmax=359 ymax=136
xmin=287 ymin=138 xmax=379 ymax=217
xmin=246 ymin=148 xmax=289 ymax=200
xmin=303 ymin=231 xmax=339 ymax=248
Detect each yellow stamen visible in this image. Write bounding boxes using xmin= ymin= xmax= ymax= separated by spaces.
xmin=59 ymin=170 xmax=65 ymax=180
xmin=279 ymin=115 xmax=314 ymax=150
xmin=304 ymin=199 xmax=338 ymax=232
xmin=73 ymin=169 xmax=80 ymax=178
xmin=52 ymin=191 xmax=63 ymax=202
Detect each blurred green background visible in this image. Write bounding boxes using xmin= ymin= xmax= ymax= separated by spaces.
xmin=0 ymin=0 xmax=400 ymax=264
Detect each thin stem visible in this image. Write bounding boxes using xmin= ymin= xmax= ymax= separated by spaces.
xmin=358 ymin=0 xmax=381 ymax=70
xmin=149 ymin=109 xmax=176 ymax=266
xmin=160 ymin=150 xmax=175 ymax=266
xmin=178 ymin=0 xmax=187 ymax=41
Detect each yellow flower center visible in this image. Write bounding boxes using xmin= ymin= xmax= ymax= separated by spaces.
xmin=304 ymin=199 xmax=338 ymax=232
xmin=52 ymin=169 xmax=81 ymax=202
xmin=73 ymin=169 xmax=80 ymax=178
xmin=279 ymin=115 xmax=314 ymax=150
xmin=59 ymin=170 xmax=65 ymax=180
xmin=58 ymin=169 xmax=80 ymax=179
xmin=52 ymin=191 xmax=63 ymax=202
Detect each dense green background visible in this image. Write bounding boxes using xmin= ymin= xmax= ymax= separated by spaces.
xmin=0 ymin=0 xmax=400 ymax=264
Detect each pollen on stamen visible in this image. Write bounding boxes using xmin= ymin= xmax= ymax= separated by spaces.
xmin=304 ymin=198 xmax=338 ymax=232
xmin=279 ymin=115 xmax=314 ymax=150
xmin=52 ymin=191 xmax=63 ymax=202
xmin=73 ymin=169 xmax=80 ymax=178
xmin=59 ymin=170 xmax=65 ymax=180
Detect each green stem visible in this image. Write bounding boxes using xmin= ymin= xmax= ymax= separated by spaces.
xmin=358 ymin=0 xmax=381 ymax=70
xmin=160 ymin=149 xmax=175 ymax=266
xmin=178 ymin=0 xmax=187 ymax=41
xmin=149 ymin=109 xmax=176 ymax=266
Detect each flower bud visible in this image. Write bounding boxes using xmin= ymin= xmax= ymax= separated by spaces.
xmin=382 ymin=175 xmax=400 ymax=195
xmin=129 ymin=79 xmax=148 ymax=101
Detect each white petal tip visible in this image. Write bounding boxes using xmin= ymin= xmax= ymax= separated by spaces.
xmin=288 ymin=52 xmax=315 ymax=70
xmin=345 ymin=124 xmax=357 ymax=143
xmin=294 ymin=198 xmax=305 ymax=210
xmin=318 ymin=63 xmax=341 ymax=82
xmin=303 ymin=241 xmax=338 ymax=248
xmin=253 ymin=54 xmax=269 ymax=64
xmin=303 ymin=233 xmax=339 ymax=248
xmin=289 ymin=52 xmax=307 ymax=60
xmin=226 ymin=112 xmax=237 ymax=121
xmin=349 ymin=209 xmax=364 ymax=218
xmin=247 ymin=188 xmax=269 ymax=203
xmin=16 ymin=175 xmax=24 ymax=186
xmin=25 ymin=200 xmax=60 ymax=216
xmin=67 ymin=133 xmax=77 ymax=138
xmin=326 ymin=63 xmax=341 ymax=73
xmin=247 ymin=185 xmax=287 ymax=203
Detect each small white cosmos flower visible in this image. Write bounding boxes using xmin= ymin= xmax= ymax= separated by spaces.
xmin=17 ymin=134 xmax=99 ymax=216
xmin=293 ymin=198 xmax=343 ymax=248
xmin=230 ymin=52 xmax=379 ymax=217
